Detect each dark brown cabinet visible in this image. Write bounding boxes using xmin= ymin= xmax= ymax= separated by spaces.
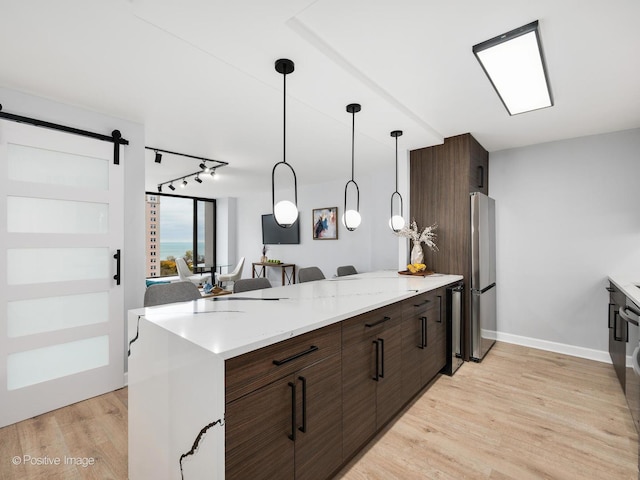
xmin=225 ymin=284 xmax=456 ymax=479
xmin=401 ymin=289 xmax=446 ymax=400
xmin=410 ymin=133 xmax=488 ymax=360
xmin=342 ymin=304 xmax=403 ymax=461
xmin=608 ymin=282 xmax=627 ymax=390
xmin=226 ymin=324 xmax=342 ymax=480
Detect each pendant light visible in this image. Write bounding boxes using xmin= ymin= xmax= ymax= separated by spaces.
xmin=343 ymin=103 xmax=362 ymax=231
xmin=272 ymin=58 xmax=299 ymax=228
xmin=389 ymin=130 xmax=405 ymax=232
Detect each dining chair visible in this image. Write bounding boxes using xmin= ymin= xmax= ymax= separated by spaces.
xmin=176 ymin=257 xmax=211 ymax=286
xmin=216 ymin=257 xmax=245 ymax=288
xmin=233 ymin=277 xmax=272 ymax=293
xmin=143 ymin=282 xmax=202 ymax=307
xmin=337 ymin=265 xmax=358 ymax=277
xmin=298 ymin=266 xmax=325 ymax=283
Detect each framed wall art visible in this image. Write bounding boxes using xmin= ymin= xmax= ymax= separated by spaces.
xmin=312 ymin=207 xmax=338 ymax=240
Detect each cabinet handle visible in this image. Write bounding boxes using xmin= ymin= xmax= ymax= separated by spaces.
xmin=413 ymin=300 xmax=431 ymax=308
xmin=477 ymin=165 xmax=484 ymax=189
xmin=379 ymin=338 xmax=385 ymax=379
xmin=606 ymin=287 xmax=615 ymax=292
xmin=418 ymin=317 xmax=426 ymax=349
xmin=288 ymin=381 xmax=296 ymax=441
xmin=113 ymin=249 xmax=121 ymax=285
xmin=608 ymin=303 xmax=615 ymax=329
xmin=298 ymin=376 xmax=307 ymax=433
xmin=372 ymin=340 xmax=380 ymax=381
xmin=614 ymin=312 xmax=623 ymax=341
xmin=436 ymin=295 xmax=443 ymax=323
xmin=273 ymin=345 xmax=318 ymax=366
xmin=365 ymin=316 xmax=392 ymax=328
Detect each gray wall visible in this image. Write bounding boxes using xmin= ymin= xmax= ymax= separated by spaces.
xmin=490 ymin=128 xmax=640 ymax=360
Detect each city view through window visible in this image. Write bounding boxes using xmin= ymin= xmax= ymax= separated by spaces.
xmin=145 ymin=194 xmax=215 ymax=278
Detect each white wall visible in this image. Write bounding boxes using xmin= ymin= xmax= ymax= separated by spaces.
xmin=490 ymin=128 xmax=640 ymax=361
xmin=0 ymin=87 xmax=146 ymax=370
xmin=235 ymin=168 xmax=406 ymax=285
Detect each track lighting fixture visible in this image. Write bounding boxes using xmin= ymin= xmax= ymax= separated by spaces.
xmin=343 ymin=103 xmax=362 ymax=231
xmin=389 ymin=130 xmax=405 ymax=232
xmin=271 ymin=58 xmax=299 ymax=228
xmin=146 ymin=146 xmax=229 ymax=193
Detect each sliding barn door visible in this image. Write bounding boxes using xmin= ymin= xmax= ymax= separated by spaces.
xmin=0 ymin=120 xmax=124 ymax=427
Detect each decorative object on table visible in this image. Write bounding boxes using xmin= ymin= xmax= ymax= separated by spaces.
xmin=203 ymin=282 xmax=214 ymax=294
xmin=271 ymin=58 xmax=299 ymax=228
xmin=398 ymin=263 xmax=434 ymax=276
xmin=343 ymin=103 xmax=362 ymax=231
xmin=389 ymin=130 xmax=405 ymax=232
xmin=260 ymin=245 xmax=268 ymax=263
xmin=312 ymin=207 xmax=338 ymax=240
xmin=395 ymin=219 xmax=438 ymax=264
xmin=266 ymin=259 xmax=281 ymax=264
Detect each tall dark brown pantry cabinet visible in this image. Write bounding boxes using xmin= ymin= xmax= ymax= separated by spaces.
xmin=410 ymin=133 xmax=489 ymax=361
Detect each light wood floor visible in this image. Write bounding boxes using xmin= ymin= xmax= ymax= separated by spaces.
xmin=0 ymin=342 xmax=637 ymax=480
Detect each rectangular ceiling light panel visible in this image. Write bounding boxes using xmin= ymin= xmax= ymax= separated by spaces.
xmin=473 ymin=20 xmax=553 ymax=115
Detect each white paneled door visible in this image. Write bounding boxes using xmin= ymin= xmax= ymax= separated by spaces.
xmin=0 ymin=120 xmax=124 ymax=427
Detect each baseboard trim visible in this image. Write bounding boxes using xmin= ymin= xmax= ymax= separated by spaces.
xmin=495 ymin=331 xmax=611 ymax=364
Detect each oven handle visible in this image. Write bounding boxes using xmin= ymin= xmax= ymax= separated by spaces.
xmin=620 ymin=306 xmax=640 ymax=326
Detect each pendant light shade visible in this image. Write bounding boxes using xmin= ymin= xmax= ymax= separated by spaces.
xmin=272 ymin=58 xmax=299 ymax=228
xmin=389 ymin=130 xmax=405 ymax=232
xmin=343 ymin=103 xmax=362 ymax=231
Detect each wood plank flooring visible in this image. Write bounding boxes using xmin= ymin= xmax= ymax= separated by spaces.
xmin=0 ymin=342 xmax=636 ymax=479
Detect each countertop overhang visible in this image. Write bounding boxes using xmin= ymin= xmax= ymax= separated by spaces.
xmin=131 ymin=270 xmax=463 ymax=359
xmin=608 ymin=275 xmax=640 ymax=308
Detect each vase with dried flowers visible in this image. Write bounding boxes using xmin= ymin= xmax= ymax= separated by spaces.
xmin=395 ymin=219 xmax=438 ymax=264
xmin=260 ymin=245 xmax=268 ymax=263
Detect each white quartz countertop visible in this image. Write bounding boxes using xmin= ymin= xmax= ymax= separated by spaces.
xmin=608 ymin=275 xmax=640 ymax=308
xmin=131 ymin=270 xmax=463 ymax=359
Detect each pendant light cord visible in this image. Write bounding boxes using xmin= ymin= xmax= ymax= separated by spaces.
xmin=283 ymin=71 xmax=287 ymax=165
xmin=394 ymin=135 xmax=399 ymax=192
xmin=351 ymin=110 xmax=355 ymax=181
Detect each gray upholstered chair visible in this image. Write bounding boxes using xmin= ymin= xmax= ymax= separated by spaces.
xmin=298 ymin=266 xmax=325 ymax=283
xmin=176 ymin=257 xmax=211 ymax=286
xmin=233 ymin=277 xmax=272 ymax=293
xmin=143 ymin=281 xmax=202 ymax=307
xmin=337 ymin=265 xmax=358 ymax=277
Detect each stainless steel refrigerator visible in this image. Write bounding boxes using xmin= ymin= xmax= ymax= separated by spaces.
xmin=470 ymin=192 xmax=497 ymax=361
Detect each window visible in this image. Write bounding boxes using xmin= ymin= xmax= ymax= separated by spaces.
xmin=144 ymin=193 xmax=216 ymax=278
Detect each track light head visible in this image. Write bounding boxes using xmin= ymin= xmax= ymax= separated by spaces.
xmin=181 ymin=179 xmax=187 ymax=188
xmin=210 ymin=168 xmax=217 ymax=178
xmin=195 ymin=174 xmax=203 ymax=184
xmin=155 ymin=151 xmax=162 ymax=163
xmin=157 ymin=184 xmax=162 ymax=193
xmin=168 ymin=182 xmax=175 ymax=191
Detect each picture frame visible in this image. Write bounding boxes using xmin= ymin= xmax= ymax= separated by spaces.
xmin=312 ymin=207 xmax=338 ymax=240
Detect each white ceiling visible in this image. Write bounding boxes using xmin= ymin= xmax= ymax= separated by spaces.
xmin=1 ymin=0 xmax=639 ymax=198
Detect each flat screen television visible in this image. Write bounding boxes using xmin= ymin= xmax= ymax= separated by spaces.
xmin=261 ymin=214 xmax=300 ymax=245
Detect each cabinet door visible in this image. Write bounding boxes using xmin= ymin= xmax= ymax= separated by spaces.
xmin=294 ymin=354 xmax=342 ymax=480
xmin=342 ymin=312 xmax=380 ymax=459
xmin=401 ymin=305 xmax=423 ymax=400
xmin=226 ymin=377 xmax=295 ymax=480
xmin=423 ymin=293 xmax=446 ymax=383
xmin=375 ymin=309 xmax=404 ymax=428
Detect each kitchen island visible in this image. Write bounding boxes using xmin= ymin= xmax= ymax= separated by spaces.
xmin=128 ymin=270 xmax=463 ymax=480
